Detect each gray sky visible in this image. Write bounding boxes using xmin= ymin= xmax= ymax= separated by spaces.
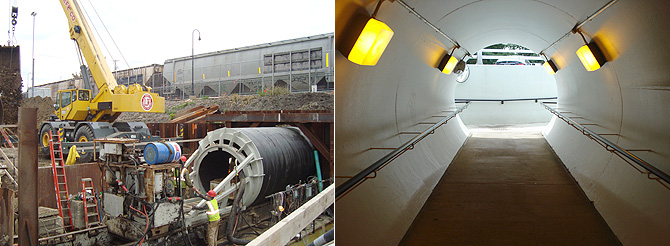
xmin=3 ymin=0 xmax=334 ymax=90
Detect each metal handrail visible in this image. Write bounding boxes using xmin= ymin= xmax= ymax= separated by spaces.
xmin=541 ymin=102 xmax=670 ymax=186
xmin=335 ymin=102 xmax=471 ymax=199
xmin=456 ymin=97 xmax=557 ymax=103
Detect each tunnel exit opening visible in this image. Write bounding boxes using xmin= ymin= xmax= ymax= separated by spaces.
xmin=455 ymin=43 xmax=557 ymax=127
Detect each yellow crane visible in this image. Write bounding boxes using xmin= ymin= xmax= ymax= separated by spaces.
xmin=39 ymin=0 xmax=165 ymax=162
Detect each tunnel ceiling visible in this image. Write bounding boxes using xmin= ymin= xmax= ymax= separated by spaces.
xmin=403 ymin=0 xmax=612 ymax=53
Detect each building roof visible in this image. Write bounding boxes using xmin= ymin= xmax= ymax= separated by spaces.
xmin=165 ymin=33 xmax=334 ymax=63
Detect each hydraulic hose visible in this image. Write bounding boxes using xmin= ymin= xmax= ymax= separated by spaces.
xmin=307 ymin=229 xmax=334 ymax=246
xmin=226 ymin=180 xmax=250 ymax=245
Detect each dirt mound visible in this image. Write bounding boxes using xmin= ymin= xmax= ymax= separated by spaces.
xmin=0 ymin=67 xmax=23 ymax=124
xmin=116 ymin=92 xmax=333 ymax=123
xmin=21 ymin=96 xmax=55 ymax=123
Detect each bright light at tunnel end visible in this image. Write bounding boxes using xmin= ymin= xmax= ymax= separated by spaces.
xmin=347 ymin=18 xmax=394 ymax=66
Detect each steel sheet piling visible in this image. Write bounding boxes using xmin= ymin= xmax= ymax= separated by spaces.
xmin=18 ymin=107 xmax=38 ymax=246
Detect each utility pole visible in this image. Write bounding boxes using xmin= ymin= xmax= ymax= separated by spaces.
xmin=192 ymin=29 xmax=201 ymax=97
xmin=31 ymin=12 xmax=36 ymax=97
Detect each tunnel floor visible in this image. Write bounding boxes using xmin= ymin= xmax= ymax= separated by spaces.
xmin=399 ymin=125 xmax=621 ymax=245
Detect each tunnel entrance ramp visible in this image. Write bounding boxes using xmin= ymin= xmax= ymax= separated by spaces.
xmin=400 ymin=125 xmax=621 ymax=245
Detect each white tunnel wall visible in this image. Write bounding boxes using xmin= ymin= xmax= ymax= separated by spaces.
xmin=335 ymin=1 xmax=469 ymax=245
xmin=542 ymin=0 xmax=670 ymax=244
xmin=336 ymin=0 xmax=670 ymax=245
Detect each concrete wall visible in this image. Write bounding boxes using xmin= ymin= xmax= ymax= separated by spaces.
xmin=455 ymin=65 xmax=557 ymax=125
xmin=336 ymin=0 xmax=670 ymax=245
xmin=335 ymin=1 xmax=469 ymax=245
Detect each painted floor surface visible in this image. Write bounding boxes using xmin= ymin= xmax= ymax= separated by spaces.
xmin=400 ymin=126 xmax=621 ymax=246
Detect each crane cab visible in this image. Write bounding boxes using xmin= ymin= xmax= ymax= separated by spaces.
xmin=55 ymin=88 xmax=92 ymax=121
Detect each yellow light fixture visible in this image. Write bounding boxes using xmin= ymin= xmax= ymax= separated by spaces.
xmin=438 ymin=53 xmax=458 ymax=74
xmin=543 ymin=60 xmax=558 ymax=75
xmin=575 ymin=31 xmax=606 ymax=71
xmin=347 ymin=18 xmax=394 ymax=66
xmin=541 ymin=53 xmax=558 ymax=75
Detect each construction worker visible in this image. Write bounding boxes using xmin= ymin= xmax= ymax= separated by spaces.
xmin=193 ymin=189 xmax=220 ymax=245
xmin=175 ymin=155 xmax=188 ymax=196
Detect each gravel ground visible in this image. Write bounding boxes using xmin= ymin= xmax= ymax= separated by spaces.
xmin=116 ymin=92 xmax=334 ymax=123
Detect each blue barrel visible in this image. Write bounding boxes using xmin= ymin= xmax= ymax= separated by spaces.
xmin=144 ymin=142 xmax=182 ymax=165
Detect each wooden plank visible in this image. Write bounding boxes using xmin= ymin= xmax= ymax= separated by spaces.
xmin=247 ymin=185 xmax=334 ymax=246
xmin=174 ymin=106 xmax=204 ymax=119
xmin=170 ymin=106 xmax=219 ymax=123
xmin=0 ymin=148 xmax=16 ymax=175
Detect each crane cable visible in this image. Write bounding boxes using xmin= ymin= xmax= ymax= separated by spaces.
xmin=83 ymin=0 xmax=130 ymax=69
xmin=77 ymin=0 xmax=116 ymax=68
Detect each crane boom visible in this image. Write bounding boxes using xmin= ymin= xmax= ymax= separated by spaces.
xmin=59 ymin=0 xmax=117 ymax=94
xmin=53 ymin=0 xmax=165 ymax=122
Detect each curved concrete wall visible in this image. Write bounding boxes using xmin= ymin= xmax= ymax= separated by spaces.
xmin=335 ymin=1 xmax=469 ymax=245
xmin=336 ymin=0 xmax=670 ymax=245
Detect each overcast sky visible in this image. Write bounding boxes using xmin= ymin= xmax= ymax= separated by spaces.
xmin=2 ymin=0 xmax=333 ymax=90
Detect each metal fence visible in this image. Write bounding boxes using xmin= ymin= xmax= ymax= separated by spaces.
xmin=154 ymin=69 xmax=334 ymax=100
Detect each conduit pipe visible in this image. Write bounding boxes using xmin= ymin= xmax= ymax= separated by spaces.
xmin=395 ymin=0 xmax=471 ymax=57
xmin=540 ymin=0 xmax=618 ymax=54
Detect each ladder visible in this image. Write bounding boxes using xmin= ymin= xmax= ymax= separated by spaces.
xmin=49 ymin=130 xmax=73 ymax=230
xmin=81 ymin=178 xmax=101 ymax=228
xmin=0 ymin=128 xmax=14 ymax=148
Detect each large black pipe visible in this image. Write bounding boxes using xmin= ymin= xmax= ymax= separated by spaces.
xmin=196 ymin=127 xmax=316 ymax=205
xmin=242 ymin=127 xmax=316 ymax=205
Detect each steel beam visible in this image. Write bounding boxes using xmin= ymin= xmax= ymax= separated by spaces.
xmin=205 ymin=110 xmax=333 ymax=123
xmin=18 ymin=107 xmax=38 ymax=246
xmin=296 ymin=123 xmax=332 ymax=164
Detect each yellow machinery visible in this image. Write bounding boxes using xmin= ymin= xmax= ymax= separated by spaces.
xmin=38 ymin=0 xmax=165 ymax=162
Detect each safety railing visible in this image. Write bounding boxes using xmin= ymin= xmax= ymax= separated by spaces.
xmin=455 ymin=97 xmax=557 ymax=104
xmin=541 ymin=102 xmax=670 ymax=189
xmin=335 ymin=102 xmax=471 ymax=200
